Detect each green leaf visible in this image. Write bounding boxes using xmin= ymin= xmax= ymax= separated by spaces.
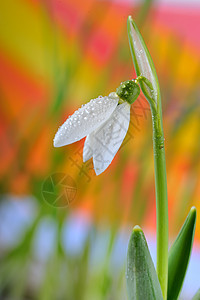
xmin=126 ymin=226 xmax=163 ymax=300
xmin=192 ymin=288 xmax=200 ymax=300
xmin=168 ymin=207 xmax=197 ymax=300
xmin=127 ymin=16 xmax=160 ymax=108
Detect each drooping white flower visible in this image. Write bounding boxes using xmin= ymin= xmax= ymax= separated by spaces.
xmin=54 ymin=80 xmax=140 ymax=175
xmin=83 ymin=100 xmax=130 ymax=175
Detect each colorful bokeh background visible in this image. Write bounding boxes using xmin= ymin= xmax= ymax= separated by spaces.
xmin=0 ymin=0 xmax=200 ymax=299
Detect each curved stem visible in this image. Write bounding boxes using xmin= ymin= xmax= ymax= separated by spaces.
xmin=151 ymin=106 xmax=168 ymax=300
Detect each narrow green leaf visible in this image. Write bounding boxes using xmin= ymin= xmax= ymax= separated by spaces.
xmin=126 ymin=226 xmax=163 ymax=300
xmin=168 ymin=207 xmax=197 ymax=300
xmin=192 ymin=288 xmax=200 ymax=300
xmin=127 ymin=16 xmax=160 ymax=107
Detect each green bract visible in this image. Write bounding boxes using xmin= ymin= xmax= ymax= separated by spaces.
xmin=127 ymin=16 xmax=160 ymax=110
xmin=126 ymin=226 xmax=163 ymax=300
xmin=116 ymin=80 xmax=140 ymax=104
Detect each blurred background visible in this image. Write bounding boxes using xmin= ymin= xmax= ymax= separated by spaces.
xmin=0 ymin=0 xmax=200 ymax=299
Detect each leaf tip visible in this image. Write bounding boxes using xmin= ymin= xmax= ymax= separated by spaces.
xmin=188 ymin=206 xmax=197 ymax=228
xmin=127 ymin=15 xmax=136 ymax=32
xmin=133 ymin=225 xmax=142 ymax=232
xmin=127 ymin=15 xmax=133 ymax=23
xmin=190 ymin=206 xmax=197 ymax=216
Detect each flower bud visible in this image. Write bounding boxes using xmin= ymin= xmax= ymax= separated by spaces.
xmin=116 ymin=80 xmax=140 ymax=104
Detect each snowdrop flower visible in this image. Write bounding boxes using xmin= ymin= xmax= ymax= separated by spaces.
xmin=54 ymin=80 xmax=140 ymax=175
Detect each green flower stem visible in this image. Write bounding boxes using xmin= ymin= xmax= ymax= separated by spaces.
xmin=136 ymin=75 xmax=168 ymax=299
xmin=151 ymin=102 xmax=168 ymax=300
xmin=127 ymin=16 xmax=169 ymax=298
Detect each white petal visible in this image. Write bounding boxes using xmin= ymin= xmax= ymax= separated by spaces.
xmin=54 ymin=93 xmax=119 ymax=147
xmin=83 ymin=135 xmax=93 ymax=162
xmin=90 ymin=102 xmax=131 ymax=175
